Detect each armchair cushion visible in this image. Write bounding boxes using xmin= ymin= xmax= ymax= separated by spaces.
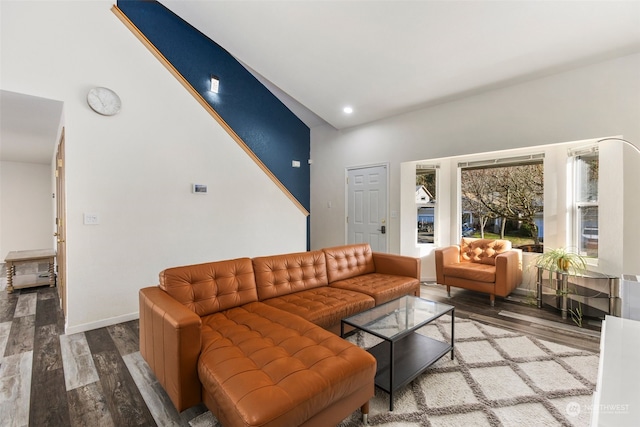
xmin=442 ymin=262 xmax=496 ymax=283
xmin=460 ymin=238 xmax=512 ymax=265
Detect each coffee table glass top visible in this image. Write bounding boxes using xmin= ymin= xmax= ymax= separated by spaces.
xmin=342 ymin=295 xmax=454 ymax=341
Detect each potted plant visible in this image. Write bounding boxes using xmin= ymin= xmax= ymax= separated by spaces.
xmin=534 ymin=247 xmax=586 ymax=274
xmin=534 ymin=247 xmax=587 ymax=327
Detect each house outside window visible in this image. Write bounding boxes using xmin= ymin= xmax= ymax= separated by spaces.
xmin=574 ymin=151 xmax=599 ymax=258
xmin=416 ymin=166 xmax=437 ymax=244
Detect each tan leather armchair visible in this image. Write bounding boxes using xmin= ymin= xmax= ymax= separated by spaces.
xmin=435 ymin=238 xmax=522 ymax=306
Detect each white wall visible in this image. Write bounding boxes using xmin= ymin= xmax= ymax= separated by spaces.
xmin=311 ymin=53 xmax=640 ymax=280
xmin=0 ymin=161 xmax=53 ymax=257
xmin=623 ymin=142 xmax=640 ymax=274
xmin=1 ymin=1 xmax=307 ymax=333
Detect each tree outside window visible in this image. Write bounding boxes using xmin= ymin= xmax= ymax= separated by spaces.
xmin=460 ymin=162 xmax=544 ymax=252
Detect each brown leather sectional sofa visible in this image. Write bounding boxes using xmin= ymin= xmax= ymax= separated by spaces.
xmin=139 ymin=243 xmax=421 ymax=427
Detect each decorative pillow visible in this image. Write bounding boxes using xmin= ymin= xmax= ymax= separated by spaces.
xmin=460 ymin=238 xmax=512 ymax=265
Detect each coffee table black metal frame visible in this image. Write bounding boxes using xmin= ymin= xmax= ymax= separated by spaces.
xmin=341 ymin=295 xmax=454 ymax=411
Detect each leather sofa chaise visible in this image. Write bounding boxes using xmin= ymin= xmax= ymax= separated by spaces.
xmin=435 ymin=237 xmax=522 ymax=306
xmin=139 ymin=243 xmax=421 ymax=427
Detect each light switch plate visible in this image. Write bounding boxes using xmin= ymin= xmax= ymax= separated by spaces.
xmin=84 ymin=213 xmax=99 ymax=225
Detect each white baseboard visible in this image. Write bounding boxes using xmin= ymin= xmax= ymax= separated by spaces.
xmin=65 ymin=311 xmax=139 ymax=335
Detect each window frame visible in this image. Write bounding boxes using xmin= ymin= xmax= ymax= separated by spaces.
xmin=570 ymin=147 xmax=599 ymax=260
xmin=416 ymin=164 xmax=438 ymax=245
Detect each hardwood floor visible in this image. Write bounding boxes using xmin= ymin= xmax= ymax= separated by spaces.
xmin=420 ymin=282 xmax=601 ymax=353
xmin=0 ymin=285 xmax=210 ymax=427
xmin=0 ymin=282 xmax=601 ymax=426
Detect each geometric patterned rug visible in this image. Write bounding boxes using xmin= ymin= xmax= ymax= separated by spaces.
xmin=336 ymin=315 xmax=598 ymax=427
xmin=190 ymin=315 xmax=598 ymax=427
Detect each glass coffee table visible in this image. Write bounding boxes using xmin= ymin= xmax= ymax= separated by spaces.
xmin=341 ymin=295 xmax=454 ymax=411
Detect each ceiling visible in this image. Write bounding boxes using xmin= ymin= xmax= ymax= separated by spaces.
xmin=0 ymin=90 xmax=63 ymax=164
xmin=161 ymin=0 xmax=640 ymax=129
xmin=2 ymin=1 xmax=639 ymax=165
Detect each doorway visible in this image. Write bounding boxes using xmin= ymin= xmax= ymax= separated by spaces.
xmin=55 ymin=130 xmax=67 ymax=315
xmin=346 ymin=164 xmax=388 ymax=252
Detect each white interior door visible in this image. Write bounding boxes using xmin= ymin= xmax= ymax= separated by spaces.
xmin=347 ymin=165 xmax=388 ymax=252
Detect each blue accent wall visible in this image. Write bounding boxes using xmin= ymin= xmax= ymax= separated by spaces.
xmin=117 ymin=0 xmax=311 ymax=220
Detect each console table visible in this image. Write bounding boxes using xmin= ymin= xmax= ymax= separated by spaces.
xmin=536 ymin=267 xmax=620 ymax=319
xmin=4 ymin=249 xmax=56 ymax=293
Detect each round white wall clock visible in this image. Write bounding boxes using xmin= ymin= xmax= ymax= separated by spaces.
xmin=87 ymin=87 xmax=122 ymax=116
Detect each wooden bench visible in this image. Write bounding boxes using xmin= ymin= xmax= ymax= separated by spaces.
xmin=4 ymin=249 xmax=56 ymax=293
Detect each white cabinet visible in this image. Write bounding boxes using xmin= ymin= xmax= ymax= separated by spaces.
xmin=591 ymin=316 xmax=640 ymax=426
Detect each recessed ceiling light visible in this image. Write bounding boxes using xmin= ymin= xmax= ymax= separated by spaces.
xmin=343 ymin=106 xmax=353 ymax=114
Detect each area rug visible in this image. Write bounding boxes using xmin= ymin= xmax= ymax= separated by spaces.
xmin=189 ymin=316 xmax=598 ymax=427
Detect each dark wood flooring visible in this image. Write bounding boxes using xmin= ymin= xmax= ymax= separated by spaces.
xmin=0 ymin=285 xmax=211 ymax=427
xmin=0 ymin=283 xmax=601 ymax=426
xmin=420 ymin=282 xmax=601 ymax=353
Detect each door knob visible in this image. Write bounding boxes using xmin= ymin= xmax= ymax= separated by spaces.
xmin=378 ymin=225 xmax=386 ymax=234
xmin=57 ymin=239 xmax=65 ymax=243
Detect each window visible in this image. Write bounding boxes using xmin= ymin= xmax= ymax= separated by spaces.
xmin=416 ymin=165 xmax=437 ymax=244
xmin=459 ymin=155 xmax=544 ymax=252
xmin=574 ymin=151 xmax=598 ymax=258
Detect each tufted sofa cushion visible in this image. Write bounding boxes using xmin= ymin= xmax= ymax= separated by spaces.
xmin=330 ymin=273 xmax=420 ymax=305
xmin=198 ymin=302 xmax=377 ymax=427
xmin=253 ymin=249 xmax=375 ymax=330
xmin=460 ymin=238 xmax=512 ymax=265
xmin=258 ymin=287 xmax=374 ymax=330
xmin=323 ymin=243 xmax=376 ymax=283
xmin=159 ymin=258 xmax=258 ymax=317
xmin=252 ymin=250 xmax=329 ymax=300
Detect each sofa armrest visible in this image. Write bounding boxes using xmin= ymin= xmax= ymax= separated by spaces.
xmin=494 ymin=249 xmax=523 ymax=297
xmin=434 ymin=245 xmax=461 ymax=284
xmin=372 ymin=252 xmax=420 ymax=279
xmin=139 ymin=286 xmax=202 ymax=412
